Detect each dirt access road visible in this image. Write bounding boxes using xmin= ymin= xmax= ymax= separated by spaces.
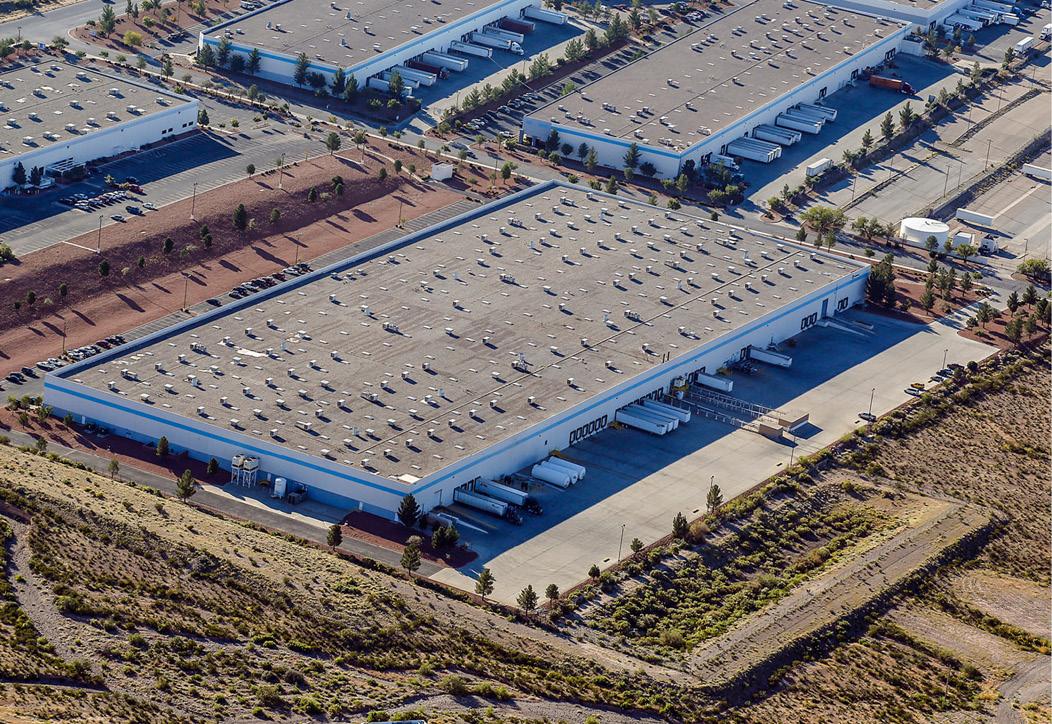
xmin=687 ymin=490 xmax=992 ymax=687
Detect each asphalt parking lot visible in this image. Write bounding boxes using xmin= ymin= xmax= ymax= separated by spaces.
xmin=432 ymin=309 xmax=997 ymax=604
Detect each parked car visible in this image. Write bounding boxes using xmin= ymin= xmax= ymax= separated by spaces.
xmin=111 ymin=214 xmax=126 ymax=222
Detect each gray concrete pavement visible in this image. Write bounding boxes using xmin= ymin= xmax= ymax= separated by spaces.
xmin=433 ymin=308 xmax=997 ymax=604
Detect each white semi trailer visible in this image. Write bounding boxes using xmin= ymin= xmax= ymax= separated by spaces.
xmin=450 ymin=40 xmax=492 ymax=58
xmin=453 ymin=488 xmax=508 ymax=516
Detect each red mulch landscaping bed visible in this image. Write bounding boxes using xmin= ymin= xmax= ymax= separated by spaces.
xmin=1 ymin=154 xmax=403 ymax=336
xmin=958 ymin=313 xmax=1050 ymax=350
xmin=73 ymin=0 xmax=239 ymax=53
xmin=341 ymin=510 xmax=477 ymax=568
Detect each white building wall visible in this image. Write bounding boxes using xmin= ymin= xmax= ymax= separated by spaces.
xmin=0 ymin=99 xmax=198 ymax=189
xmin=523 ymin=21 xmax=909 ymax=178
xmin=201 ymin=0 xmax=539 ymax=92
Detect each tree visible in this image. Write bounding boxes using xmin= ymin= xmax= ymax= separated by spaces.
xmin=975 ymin=301 xmax=994 ymax=328
xmin=206 ymin=457 xmax=219 ymax=476
xmin=197 ymin=107 xmax=210 ymax=126
xmin=229 ymin=54 xmax=245 ymax=73
xmin=162 ymin=54 xmax=173 ymax=78
xmin=388 ymin=70 xmax=404 ymax=98
xmin=517 ymin=584 xmax=538 ymax=617
xmin=108 ymin=457 xmax=120 ymax=479
xmin=99 ymin=5 xmax=117 ymax=34
xmin=867 ymin=253 xmax=897 ymax=306
xmin=162 ymin=237 xmax=174 ymax=254
xmin=397 ymin=494 xmax=420 ymax=527
xmin=623 ymin=142 xmax=640 ymax=170
xmin=921 ymin=287 xmax=935 ymax=312
xmin=588 ymin=563 xmax=601 ymax=580
xmin=795 ymin=227 xmax=808 ymax=243
xmin=585 ymin=148 xmax=598 ymax=174
xmin=584 ymin=27 xmax=598 ymax=51
xmin=400 ymin=536 xmax=422 ymax=574
xmin=176 ymin=469 xmax=196 ymax=501
xmin=956 ymin=243 xmax=976 ymax=265
xmin=294 ymin=52 xmax=310 ymax=86
xmin=247 ymin=47 xmax=262 ymax=75
xmin=307 ymin=187 xmax=318 ymax=203
xmin=880 ymin=111 xmax=895 ymax=141
xmin=1018 ymin=258 xmax=1050 ymax=281
xmin=898 ymin=102 xmax=916 ymax=132
xmin=706 ymin=483 xmax=723 ymax=513
xmin=544 ymin=583 xmax=560 ymax=611
xmin=325 ymin=131 xmax=341 ymax=155
xmin=604 ymin=176 xmax=618 ymax=195
xmin=1006 ymin=290 xmax=1019 ymax=313
xmin=270 ymin=208 xmax=281 ymax=225
xmin=197 ymin=43 xmax=215 ymax=68
xmin=98 ymin=260 xmax=110 ymax=277
xmin=1022 ymin=284 xmax=1037 ymax=308
xmin=58 ymin=282 xmax=68 ymax=301
xmin=216 ymin=37 xmax=231 ymax=66
xmin=672 ymin=511 xmax=689 ymax=539
xmin=925 ymin=235 xmax=939 ymax=256
xmin=156 ymin=435 xmax=169 ymax=457
xmin=330 ymin=67 xmax=346 ymax=97
xmin=861 ymin=129 xmax=874 ymax=150
xmin=800 ymin=206 xmax=847 ymax=236
xmin=233 ymin=203 xmax=248 ymax=232
xmin=630 ymin=537 xmax=644 ymax=557
xmin=475 ymin=567 xmax=495 ymax=600
xmin=245 ymin=163 xmax=256 ymax=177
xmin=500 ymin=161 xmax=513 ymax=184
xmin=11 ymin=161 xmax=26 ymax=186
xmin=577 ymin=142 xmax=589 ymax=161
xmin=327 ymin=524 xmax=343 ymax=551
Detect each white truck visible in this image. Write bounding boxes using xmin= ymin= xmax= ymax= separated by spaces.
xmin=469 ymin=32 xmax=523 ymax=54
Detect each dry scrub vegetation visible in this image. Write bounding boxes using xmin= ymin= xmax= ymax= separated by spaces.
xmin=0 ymin=446 xmax=702 ymax=722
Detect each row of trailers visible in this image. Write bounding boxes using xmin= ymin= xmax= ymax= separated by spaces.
xmin=448 ymin=456 xmax=584 ymax=523
xmin=944 ymin=0 xmax=1025 ymax=32
xmin=723 ymin=102 xmax=838 ymax=164
xmin=366 ymin=7 xmax=568 ymax=96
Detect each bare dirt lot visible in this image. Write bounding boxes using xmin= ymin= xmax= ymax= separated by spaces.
xmin=0 ymin=153 xmax=464 ymax=376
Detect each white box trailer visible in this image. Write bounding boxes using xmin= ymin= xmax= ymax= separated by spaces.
xmin=523 ymin=6 xmax=568 ymax=24
xmin=614 ymin=408 xmax=670 ymax=435
xmin=422 ymin=51 xmax=469 ymax=71
xmin=1022 ymin=163 xmax=1052 ymax=181
xmin=797 ymin=103 xmax=837 ymax=121
xmin=1042 ymin=23 xmax=1051 ymax=40
xmin=474 ymin=479 xmax=529 ymax=506
xmin=726 ymin=137 xmax=781 ymax=163
xmin=777 ymin=113 xmax=822 ymax=134
xmin=753 ymin=124 xmax=801 ymax=145
xmin=453 ymin=487 xmax=508 ymax=516
xmin=544 ymin=457 xmax=586 ymax=480
xmin=642 ymin=398 xmax=692 ymax=423
xmin=1015 ymin=36 xmax=1035 ymax=54
xmin=531 ymin=462 xmax=572 ymax=487
xmin=469 ymin=32 xmax=522 ymax=54
xmin=973 ymin=0 xmax=1014 ymax=14
xmin=367 ymin=77 xmax=393 ymax=93
xmin=625 ymin=403 xmax=679 ymax=430
xmin=397 ymin=66 xmax=437 ymax=86
xmin=806 ymin=157 xmax=834 ymax=177
xmin=785 ymin=107 xmax=828 ymax=126
xmin=1002 ymin=13 xmax=1019 ymax=25
xmin=383 ymin=71 xmax=419 ymax=90
xmin=945 ymin=14 xmax=983 ymax=30
xmin=955 ymin=207 xmax=995 ymax=226
xmin=961 ymin=8 xmax=996 ymax=23
xmin=484 ymin=26 xmax=525 ymax=43
xmin=748 ymin=346 xmax=793 ymax=367
xmin=696 ymin=372 xmax=733 ymax=393
xmin=450 ymin=40 xmax=493 ymax=58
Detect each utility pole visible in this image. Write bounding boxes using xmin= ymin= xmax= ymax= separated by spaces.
xmin=61 ymin=319 xmax=67 ymax=354
xmin=97 ymin=215 xmax=103 ymax=251
xmin=617 ymin=523 xmax=625 ymax=562
xmin=943 ymin=164 xmax=949 ymax=196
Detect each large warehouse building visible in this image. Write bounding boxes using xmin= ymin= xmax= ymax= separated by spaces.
xmin=199 ymin=0 xmax=564 ymax=95
xmin=0 ymin=62 xmax=198 ymax=189
xmin=523 ymin=0 xmax=911 ymax=178
xmin=45 ymin=181 xmax=868 ymax=519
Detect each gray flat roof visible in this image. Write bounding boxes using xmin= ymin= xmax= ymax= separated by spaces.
xmin=528 ymin=0 xmax=904 ymax=149
xmin=67 ymin=184 xmax=864 ymax=482
xmin=208 ymin=0 xmax=506 ymax=68
xmin=0 ymin=62 xmax=192 ymax=163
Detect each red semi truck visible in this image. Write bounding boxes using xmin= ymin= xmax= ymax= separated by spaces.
xmin=869 ymin=75 xmax=914 ymax=94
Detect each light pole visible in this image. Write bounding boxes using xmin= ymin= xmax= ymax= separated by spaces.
xmin=868 ymin=386 xmax=876 ymax=418
xmin=97 ymin=215 xmax=103 ymax=251
xmin=943 ymin=164 xmax=949 ymax=196
xmin=397 ymin=198 xmax=404 ymax=227
xmin=190 ymin=181 xmax=198 ymax=219
xmin=617 ymin=523 xmax=626 ymax=561
xmin=61 ymin=319 xmax=67 ymax=354
xmin=278 ymin=153 xmax=286 ymax=189
xmin=984 ymin=138 xmax=992 ymax=169
xmin=850 ymin=172 xmax=857 ymax=201
xmin=182 ymin=274 xmax=189 ymax=311
xmin=789 ymin=431 xmax=798 ymax=467
xmin=942 ymin=348 xmax=948 ymax=370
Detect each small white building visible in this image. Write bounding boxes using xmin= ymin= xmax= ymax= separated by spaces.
xmin=0 ymin=62 xmax=198 ymax=189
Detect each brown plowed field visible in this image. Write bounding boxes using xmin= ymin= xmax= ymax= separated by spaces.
xmin=0 ymin=154 xmax=463 ymax=376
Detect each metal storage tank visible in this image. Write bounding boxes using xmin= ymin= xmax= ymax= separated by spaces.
xmin=899 ymin=217 xmax=949 ymax=245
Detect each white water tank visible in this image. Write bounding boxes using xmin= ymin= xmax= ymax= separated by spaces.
xmin=899 ymin=217 xmax=949 ymax=245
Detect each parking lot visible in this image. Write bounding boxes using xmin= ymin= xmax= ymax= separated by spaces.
xmin=431 ymin=309 xmax=996 ymax=604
